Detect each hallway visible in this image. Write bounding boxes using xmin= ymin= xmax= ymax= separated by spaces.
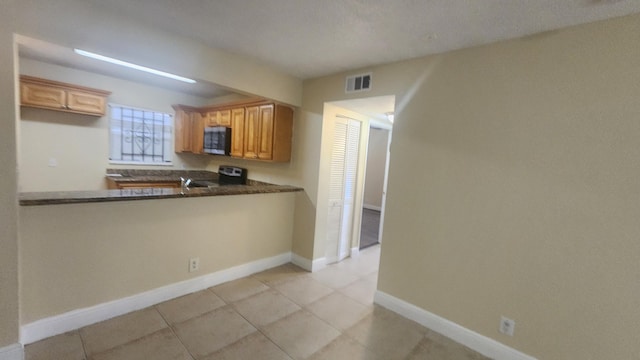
xmin=359 ymin=208 xmax=380 ymax=249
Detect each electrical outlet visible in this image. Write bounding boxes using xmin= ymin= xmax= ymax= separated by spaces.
xmin=189 ymin=257 xmax=200 ymax=272
xmin=499 ymin=316 xmax=515 ymax=336
xmin=48 ymin=158 xmax=58 ymax=167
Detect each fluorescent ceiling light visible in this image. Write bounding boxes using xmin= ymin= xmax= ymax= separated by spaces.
xmin=74 ymin=49 xmax=196 ymax=84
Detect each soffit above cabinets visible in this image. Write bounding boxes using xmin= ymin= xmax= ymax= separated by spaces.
xmin=17 ymin=35 xmax=234 ymax=99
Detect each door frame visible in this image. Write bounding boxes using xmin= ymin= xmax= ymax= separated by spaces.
xmin=367 ymin=119 xmax=393 ymax=245
xmin=314 ymin=104 xmax=369 ymax=267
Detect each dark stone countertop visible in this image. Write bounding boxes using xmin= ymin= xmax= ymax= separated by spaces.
xmin=20 ymin=169 xmax=303 ymax=206
xmin=19 ymin=183 xmax=303 ymax=206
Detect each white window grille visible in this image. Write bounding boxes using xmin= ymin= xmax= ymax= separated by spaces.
xmin=109 ymin=104 xmax=173 ymax=165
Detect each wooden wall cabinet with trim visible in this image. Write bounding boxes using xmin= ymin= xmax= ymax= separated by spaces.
xmin=173 ymin=105 xmax=204 ymax=154
xmin=230 ymin=107 xmax=246 ymax=158
xmin=206 ymin=109 xmax=231 ymax=127
xmin=174 ymin=100 xmax=294 ymax=162
xmin=241 ymin=103 xmax=293 ymax=162
xmin=20 ymin=75 xmax=111 ymax=116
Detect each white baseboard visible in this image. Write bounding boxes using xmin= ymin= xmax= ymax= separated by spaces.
xmin=374 ymin=291 xmax=537 ymax=360
xmin=291 ymin=253 xmax=326 ymax=272
xmin=350 ymin=247 xmax=360 ymax=257
xmin=291 ymin=253 xmax=312 ymax=271
xmin=311 ymin=257 xmax=327 ymax=272
xmin=363 ymin=204 xmax=382 ymax=211
xmin=0 ymin=344 xmax=23 ymax=360
xmin=21 ymin=252 xmax=292 ymax=345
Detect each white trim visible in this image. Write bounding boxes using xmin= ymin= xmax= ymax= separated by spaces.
xmin=374 ymin=291 xmax=538 ymax=360
xmin=363 ymin=204 xmax=382 ymax=211
xmin=0 ymin=344 xmax=23 ymax=360
xmin=369 ymin=119 xmax=393 ymax=130
xmin=21 ymin=252 xmax=292 ymax=345
xmin=291 ymin=254 xmax=327 ymax=273
xmin=311 ymin=257 xmax=327 ymax=272
xmin=350 ymin=247 xmax=360 ymax=257
xmin=291 ymin=253 xmax=312 ymax=271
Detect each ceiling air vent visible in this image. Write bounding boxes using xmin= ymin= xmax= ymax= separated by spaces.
xmin=345 ymin=73 xmax=372 ymax=93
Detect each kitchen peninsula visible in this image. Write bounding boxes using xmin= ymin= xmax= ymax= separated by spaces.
xmin=19 ymin=168 xmax=302 ymax=335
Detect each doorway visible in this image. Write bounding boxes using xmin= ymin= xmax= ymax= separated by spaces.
xmin=318 ymin=96 xmax=394 ymax=265
xmin=360 ymin=124 xmax=391 ymax=249
xmin=326 ymin=116 xmax=362 ymax=263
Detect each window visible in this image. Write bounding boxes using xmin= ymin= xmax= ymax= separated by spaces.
xmin=109 ymin=104 xmax=173 ymax=165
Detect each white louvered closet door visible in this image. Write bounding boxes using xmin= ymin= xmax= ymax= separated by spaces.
xmin=327 ymin=117 xmax=361 ymax=263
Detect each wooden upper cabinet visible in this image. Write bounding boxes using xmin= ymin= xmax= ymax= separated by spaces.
xmin=257 ymin=105 xmax=275 ymax=160
xmin=191 ymin=112 xmax=204 ymax=154
xmin=230 ymin=107 xmax=246 ymax=157
xmin=67 ymin=90 xmax=107 ymax=115
xmin=20 ymin=75 xmax=110 ymax=116
xmin=264 ymin=104 xmax=293 ymax=162
xmin=20 ymin=82 xmax=67 ymax=110
xmin=241 ymin=103 xmax=292 ymax=162
xmin=206 ymin=109 xmax=231 ymax=127
xmin=173 ymin=106 xmax=193 ymax=153
xmin=243 ymin=106 xmax=261 ymax=159
xmin=173 ymin=99 xmax=293 ymax=162
xmin=173 ymin=105 xmax=204 ymax=154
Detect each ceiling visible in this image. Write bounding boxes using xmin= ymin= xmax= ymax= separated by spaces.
xmin=19 ymin=0 xmax=640 ymax=118
xmin=85 ymin=0 xmax=640 ymax=80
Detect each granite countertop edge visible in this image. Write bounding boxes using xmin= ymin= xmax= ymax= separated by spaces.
xmin=19 ymin=184 xmax=304 ymax=206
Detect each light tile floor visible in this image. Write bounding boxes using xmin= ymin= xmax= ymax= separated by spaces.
xmin=25 ymin=245 xmax=489 ymax=360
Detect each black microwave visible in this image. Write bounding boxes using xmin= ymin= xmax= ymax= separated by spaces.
xmin=203 ymin=126 xmax=231 ymax=155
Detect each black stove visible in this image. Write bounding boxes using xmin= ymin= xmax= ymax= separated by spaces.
xmin=218 ymin=165 xmax=247 ymax=185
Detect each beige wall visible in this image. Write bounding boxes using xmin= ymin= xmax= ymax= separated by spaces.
xmin=0 ymin=27 xmax=20 ymax=349
xmin=301 ymin=14 xmax=640 ymax=360
xmin=363 ymin=128 xmax=388 ymax=209
xmin=19 ymin=59 xmax=213 ymax=192
xmin=19 ymin=193 xmax=295 ymax=323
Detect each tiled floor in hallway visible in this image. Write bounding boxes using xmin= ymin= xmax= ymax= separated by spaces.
xmin=25 ymin=245 xmax=489 ymax=360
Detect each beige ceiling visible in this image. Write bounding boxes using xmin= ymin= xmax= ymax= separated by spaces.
xmin=86 ymin=0 xmax=640 ymax=79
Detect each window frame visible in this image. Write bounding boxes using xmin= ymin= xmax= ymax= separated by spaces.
xmin=108 ymin=103 xmax=174 ymax=166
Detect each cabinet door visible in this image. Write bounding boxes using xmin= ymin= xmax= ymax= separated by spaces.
xmin=257 ymin=104 xmax=275 ymax=160
xmin=205 ymin=111 xmax=217 ymax=127
xmin=174 ymin=109 xmax=193 ymax=153
xmin=218 ymin=109 xmax=231 ymax=126
xmin=67 ymin=90 xmax=107 ymax=115
xmin=243 ymin=106 xmax=260 ymax=159
xmin=190 ymin=112 xmax=204 ymax=154
xmin=230 ymin=108 xmax=245 ymax=157
xmin=20 ymin=82 xmax=66 ymax=110
xmin=206 ymin=110 xmax=231 ymax=127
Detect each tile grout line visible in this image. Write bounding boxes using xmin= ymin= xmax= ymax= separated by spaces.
xmin=153 ymin=304 xmax=198 ymax=360
xmin=208 ymin=277 xmax=294 ymax=359
xmin=252 ymin=274 xmax=339 ymax=360
xmin=252 ymin=266 xmax=370 ymax=359
xmin=77 ymin=330 xmax=90 ymax=360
